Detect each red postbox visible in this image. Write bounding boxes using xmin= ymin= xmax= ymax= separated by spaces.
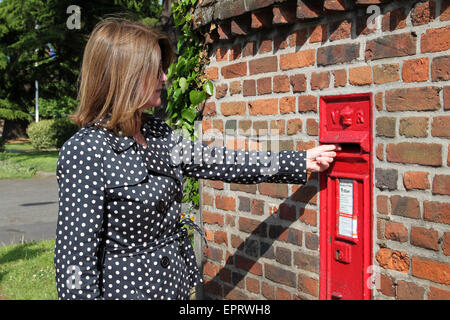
xmin=318 ymin=93 xmax=373 ymax=300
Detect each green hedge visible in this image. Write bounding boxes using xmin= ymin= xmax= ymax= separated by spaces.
xmin=26 ymin=118 xmax=78 ymax=150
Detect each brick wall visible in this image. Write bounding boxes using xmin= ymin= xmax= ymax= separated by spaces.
xmin=194 ymin=0 xmax=450 ymax=300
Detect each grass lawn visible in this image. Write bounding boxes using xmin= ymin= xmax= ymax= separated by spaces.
xmin=0 ymin=239 xmax=58 ymax=300
xmin=0 ymin=141 xmax=58 ymax=179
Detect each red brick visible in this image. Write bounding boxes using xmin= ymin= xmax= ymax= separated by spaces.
xmin=376 ymin=143 xmax=384 ymax=161
xmin=221 ymin=62 xmax=247 ymax=79
xmin=385 ymin=221 xmax=408 ymax=242
xmin=291 ymin=185 xmax=318 ymax=204
xmin=215 ymin=195 xmax=236 ymax=211
xmin=385 ymin=87 xmax=441 ymax=111
xmin=428 ymin=286 xmax=450 ymax=300
xmin=412 ymin=256 xmax=450 ymax=285
xmin=421 ymin=25 xmax=450 ymax=53
xmin=250 ymin=199 xmax=264 ymax=216
xmin=249 ymin=56 xmax=277 ymax=75
xmin=258 ymin=182 xmax=288 ymax=198
xmin=431 ymin=56 xmax=450 ymax=81
xmin=221 ymin=102 xmax=246 ymax=116
xmin=318 ymin=43 xmax=360 ymax=66
xmin=397 ymin=280 xmax=425 ymax=300
xmin=204 ymin=279 xmax=222 ymax=297
xmin=375 ymin=92 xmax=383 ymax=111
xmin=423 ymin=201 xmax=450 ymax=225
xmin=376 ymin=248 xmax=410 ymax=273
xmin=202 ymin=191 xmax=214 ymax=206
xmin=442 ymin=0 xmax=450 ymax=21
xmin=238 ymin=217 xmax=266 ymax=236
xmin=248 ymin=99 xmax=278 ymax=115
xmin=217 ymin=21 xmax=232 ymax=40
xmin=299 ymin=208 xmax=317 ymax=226
xmin=390 ymin=195 xmax=421 ymax=219
xmin=386 ymin=142 xmax=442 ymax=166
xmin=258 ymin=38 xmax=272 ymax=54
xmin=243 ymin=80 xmax=256 ymax=97
xmin=214 ymin=230 xmax=228 ymax=245
xmin=298 ymin=274 xmax=318 ymax=297
xmin=373 ymin=64 xmax=400 ymax=84
xmin=230 ymin=44 xmax=242 ymax=60
xmin=264 ymin=263 xmax=296 ymax=288
xmin=276 ymin=287 xmax=291 ymax=300
xmin=432 ymin=174 xmax=450 ymax=195
xmin=376 ymin=117 xmax=396 ymax=138
xmin=379 ymin=274 xmax=396 ymax=297
xmin=403 ymin=58 xmax=429 ymax=82
xmin=298 ymin=95 xmax=317 ymax=113
xmin=216 ymin=47 xmax=228 ymax=61
xmin=332 ymin=69 xmax=347 ymax=87
xmin=293 ymin=251 xmax=319 ymax=274
xmin=216 ymin=83 xmax=228 ymax=99
xmin=399 ymin=117 xmax=429 ymax=138
xmin=251 ymin=10 xmax=272 ymax=30
xmin=410 ymin=226 xmax=439 ymax=251
xmin=311 ymin=71 xmax=330 ymax=90
xmin=366 ymin=33 xmax=416 ymax=61
xmin=235 ymin=254 xmax=263 ymax=276
xmin=274 ymin=34 xmax=288 ymax=51
xmin=305 ymin=232 xmax=319 ymax=250
xmin=229 ymin=81 xmax=241 ymax=95
xmin=288 ymin=28 xmax=307 ymax=47
xmin=202 ymin=102 xmax=216 ymax=117
xmin=432 ymin=116 xmax=450 ymax=137
xmin=203 ymin=210 xmax=224 ymax=226
xmin=382 ymin=8 xmax=407 ymax=32
xmin=309 ymin=24 xmax=327 ymax=43
xmin=243 ymin=41 xmax=256 ymax=57
xmin=296 ymin=1 xmax=321 ymax=20
xmin=329 ymin=19 xmax=352 ymax=41
xmin=290 ymin=74 xmax=307 ymax=93
xmin=411 ymin=0 xmax=436 ymax=26
xmin=377 ymin=195 xmax=388 ymax=214
xmin=403 ymin=171 xmax=430 ymax=190
xmin=262 ymin=282 xmax=275 ymax=300
xmin=279 ymin=203 xmax=296 ymax=221
xmin=443 ymin=232 xmax=450 ymax=256
xmin=245 ymin=277 xmax=260 ymax=294
xmin=280 ymin=96 xmax=296 ymax=114
xmin=257 ymin=77 xmax=272 ymax=95
xmin=273 ymin=75 xmax=290 ymax=93
xmin=280 ymin=49 xmax=315 ymax=70
xmin=287 ymin=118 xmax=302 ymax=135
xmin=306 ymin=119 xmax=318 ymax=136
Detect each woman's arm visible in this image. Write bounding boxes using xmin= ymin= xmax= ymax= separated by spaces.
xmin=173 ymin=135 xmax=338 ymax=184
xmin=54 ymin=135 xmax=105 ymax=300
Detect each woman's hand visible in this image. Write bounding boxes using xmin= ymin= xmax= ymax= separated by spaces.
xmin=306 ymin=144 xmax=341 ymax=172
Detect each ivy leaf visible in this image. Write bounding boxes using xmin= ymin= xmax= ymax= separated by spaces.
xmin=203 ymin=81 xmax=214 ymax=96
xmin=181 ymin=106 xmax=197 ymax=123
xmin=173 ymin=88 xmax=182 ymax=101
xmin=189 ymin=90 xmax=206 ymax=106
xmin=179 ymin=77 xmax=188 ymax=93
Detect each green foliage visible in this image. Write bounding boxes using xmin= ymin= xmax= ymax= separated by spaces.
xmin=168 ymin=0 xmax=212 ymax=208
xmin=51 ymin=117 xmax=79 ymax=148
xmin=26 ymin=118 xmax=78 ymax=150
xmin=27 ymin=120 xmax=57 ymax=150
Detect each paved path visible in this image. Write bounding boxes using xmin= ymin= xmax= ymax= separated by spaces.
xmin=0 ymin=175 xmax=58 ymax=246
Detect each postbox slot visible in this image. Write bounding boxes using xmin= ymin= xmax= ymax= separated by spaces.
xmin=339 ymin=143 xmax=362 ymax=154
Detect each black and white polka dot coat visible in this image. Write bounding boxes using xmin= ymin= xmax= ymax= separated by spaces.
xmin=54 ymin=114 xmax=307 ymax=300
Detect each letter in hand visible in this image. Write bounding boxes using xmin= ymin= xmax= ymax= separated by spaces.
xmin=306 ymin=144 xmax=341 ymax=173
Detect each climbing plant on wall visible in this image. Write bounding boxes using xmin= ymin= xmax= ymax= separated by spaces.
xmin=167 ymin=0 xmax=213 ymax=210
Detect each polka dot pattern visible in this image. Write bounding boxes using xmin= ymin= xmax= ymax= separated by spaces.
xmin=54 ymin=115 xmax=306 ymax=300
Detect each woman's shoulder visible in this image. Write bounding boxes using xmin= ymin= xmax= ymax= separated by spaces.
xmin=59 ymin=125 xmax=108 ymax=154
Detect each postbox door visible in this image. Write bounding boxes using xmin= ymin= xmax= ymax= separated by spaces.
xmin=319 ymin=93 xmax=373 ymax=300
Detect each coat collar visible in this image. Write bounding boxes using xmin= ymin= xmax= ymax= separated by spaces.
xmin=87 ymin=114 xmax=169 ymax=153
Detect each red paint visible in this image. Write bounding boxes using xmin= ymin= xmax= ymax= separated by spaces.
xmin=319 ymin=93 xmax=373 ymax=300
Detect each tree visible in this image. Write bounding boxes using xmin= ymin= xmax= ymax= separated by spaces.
xmin=0 ymin=0 xmax=162 ymax=139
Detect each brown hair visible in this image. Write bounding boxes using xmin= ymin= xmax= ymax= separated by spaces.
xmin=70 ymin=16 xmax=175 ymax=136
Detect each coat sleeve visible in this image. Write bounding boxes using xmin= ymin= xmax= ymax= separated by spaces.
xmin=173 ymin=136 xmax=307 ymax=185
xmin=54 ymin=135 xmax=105 ymax=300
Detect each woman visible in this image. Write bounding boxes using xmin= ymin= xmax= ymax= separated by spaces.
xmin=54 ymin=17 xmax=339 ymax=300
